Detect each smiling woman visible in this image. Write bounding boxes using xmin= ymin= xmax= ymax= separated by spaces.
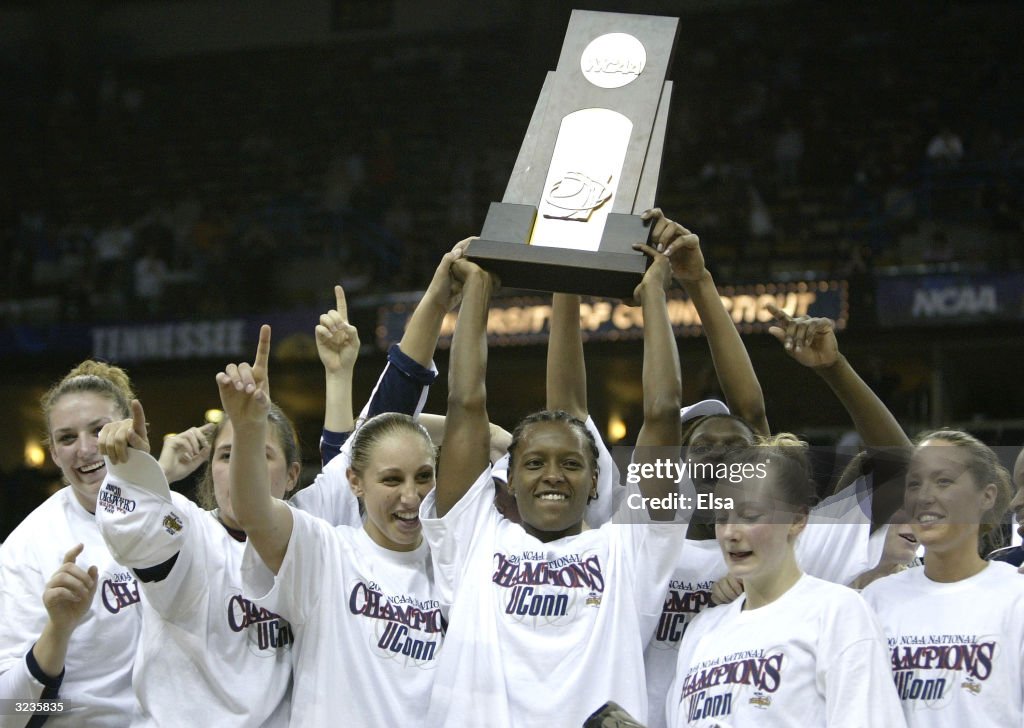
xmin=221 ymin=324 xmax=446 ymax=726
xmin=862 ymin=430 xmax=1024 ymax=728
xmin=42 ymin=363 xmax=135 ymax=512
xmin=0 ymin=361 xmax=141 ymax=727
xmin=503 ymin=410 xmax=600 ymax=541
xmin=346 ymin=412 xmax=436 ymax=551
xmin=902 ymin=431 xmax=1011 ymax=562
xmin=418 ymin=236 xmax=687 ymax=727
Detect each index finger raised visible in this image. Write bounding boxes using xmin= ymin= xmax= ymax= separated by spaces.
xmin=764 ymin=302 xmax=793 ymax=322
xmin=130 ymin=399 xmax=148 ymax=442
xmin=63 ymin=543 xmax=85 ymax=565
xmin=333 ymin=285 xmax=348 ymax=321
xmin=253 ymin=325 xmax=272 ymax=372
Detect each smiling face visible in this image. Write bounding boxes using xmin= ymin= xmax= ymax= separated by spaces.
xmin=210 ymin=420 xmax=300 ymax=530
xmin=48 ymin=391 xmax=126 ymax=512
xmin=880 ymin=509 xmax=920 ymax=566
xmin=905 ymin=440 xmax=997 ymax=556
xmin=714 ymin=469 xmax=806 ymax=588
xmin=509 ymin=421 xmax=597 ymax=542
xmin=349 ymin=430 xmax=435 ymax=551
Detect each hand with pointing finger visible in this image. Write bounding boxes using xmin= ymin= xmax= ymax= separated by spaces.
xmin=43 ymin=544 xmax=99 ymax=632
xmin=316 ymin=285 xmax=360 ymax=375
xmin=98 ymin=399 xmax=150 ymax=465
xmin=31 ymin=543 xmax=100 ymax=680
xmin=766 ymin=303 xmax=840 ymax=370
xmin=216 ymin=325 xmax=273 ymax=427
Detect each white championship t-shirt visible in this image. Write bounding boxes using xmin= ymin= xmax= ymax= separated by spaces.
xmin=666 ymin=574 xmax=906 ymax=728
xmin=241 ymin=506 xmax=444 ymax=726
xmin=0 ymin=488 xmax=140 ymax=727
xmin=644 ymin=478 xmax=884 ymax=728
xmin=862 ymin=560 xmax=1024 ymax=728
xmin=124 ymin=495 xmax=293 ymax=727
xmin=420 ymin=466 xmax=685 ymax=728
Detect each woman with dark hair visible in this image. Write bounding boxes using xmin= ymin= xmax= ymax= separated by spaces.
xmin=419 ymin=231 xmax=685 ymax=726
xmin=95 ymin=396 xmax=301 ymax=727
xmin=863 ymin=430 xmax=1024 ymax=727
xmin=222 ymin=322 xmax=445 ymax=725
xmin=218 ymin=268 xmax=454 ymax=728
xmin=665 ymin=437 xmax=906 ymax=727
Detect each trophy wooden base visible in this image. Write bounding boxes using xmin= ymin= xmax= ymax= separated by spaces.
xmin=467 ymin=203 xmax=651 ymax=299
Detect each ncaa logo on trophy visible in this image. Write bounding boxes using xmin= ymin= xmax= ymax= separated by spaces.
xmin=580 ymin=32 xmax=647 ymax=89
xmin=467 ymin=10 xmax=679 ymax=299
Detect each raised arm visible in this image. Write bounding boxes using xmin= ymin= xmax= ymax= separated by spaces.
xmin=766 ymin=304 xmax=909 ymax=450
xmin=766 ymin=305 xmax=909 ymax=524
xmin=398 ymin=238 xmax=472 ymax=367
xmin=434 ymin=260 xmax=494 ymax=517
xmin=649 ymin=208 xmax=770 ymax=435
xmin=339 ymin=240 xmax=469 ymax=448
xmin=316 ymin=284 xmax=359 ymax=464
xmin=546 ymin=294 xmax=587 ymax=420
xmin=417 ymin=413 xmax=512 ymax=465
xmin=216 ymin=325 xmax=293 ymax=573
xmin=633 ymin=243 xmax=683 ymax=519
xmin=317 ymin=284 xmax=359 ymax=435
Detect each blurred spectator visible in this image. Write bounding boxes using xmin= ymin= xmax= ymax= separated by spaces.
xmin=748 ymin=185 xmax=775 ymax=241
xmin=171 ymin=194 xmax=202 ymax=263
xmin=322 ymin=149 xmax=357 ymax=218
xmin=383 ymin=193 xmax=414 ymax=240
xmin=774 ymin=118 xmax=805 ymax=187
xmin=925 ymin=127 xmax=964 ymax=169
xmin=922 ymin=230 xmax=954 ymax=265
xmin=134 ymin=244 xmax=168 ymax=315
xmin=94 ymin=216 xmax=133 ymax=306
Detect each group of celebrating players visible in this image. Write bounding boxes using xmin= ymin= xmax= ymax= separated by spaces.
xmin=2 ymin=209 xmax=1022 ymax=727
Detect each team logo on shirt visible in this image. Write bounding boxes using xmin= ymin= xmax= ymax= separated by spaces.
xmin=748 ymin=692 xmax=772 ymax=708
xmin=492 ymin=551 xmax=605 ymax=624
xmin=101 ymin=569 xmax=141 ymax=614
xmin=680 ymin=649 xmax=784 ymax=722
xmin=162 ymin=513 xmax=183 ymax=535
xmin=653 ymin=580 xmax=714 ymax=647
xmin=348 ymin=580 xmax=446 ymax=667
xmin=888 ymin=635 xmax=996 ymax=706
xmin=227 ymin=594 xmax=294 ymax=655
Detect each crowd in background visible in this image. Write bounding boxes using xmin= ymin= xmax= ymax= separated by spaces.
xmin=2 ymin=2 xmax=1024 ymax=325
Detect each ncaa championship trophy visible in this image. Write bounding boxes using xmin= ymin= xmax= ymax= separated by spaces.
xmin=467 ymin=9 xmax=679 ymax=299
